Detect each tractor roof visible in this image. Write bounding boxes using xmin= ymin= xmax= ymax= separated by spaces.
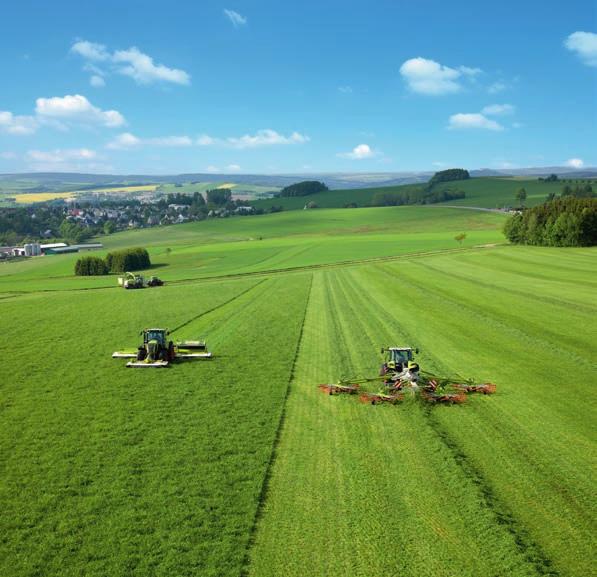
xmin=388 ymin=346 xmax=413 ymax=351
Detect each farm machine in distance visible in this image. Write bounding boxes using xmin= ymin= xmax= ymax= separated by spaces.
xmin=112 ymin=328 xmax=212 ymax=367
xmin=318 ymin=346 xmax=496 ymax=405
xmin=118 ymin=272 xmax=164 ymax=289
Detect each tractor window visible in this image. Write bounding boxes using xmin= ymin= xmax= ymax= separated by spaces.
xmin=147 ymin=330 xmax=163 ymax=343
xmin=391 ymin=350 xmax=412 ymax=363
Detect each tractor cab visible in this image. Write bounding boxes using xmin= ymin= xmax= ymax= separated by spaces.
xmin=380 ymin=346 xmax=419 ymax=373
xmin=143 ymin=328 xmax=169 ymax=346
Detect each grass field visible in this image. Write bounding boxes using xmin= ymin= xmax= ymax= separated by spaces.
xmin=251 ymin=177 xmax=576 ymax=211
xmin=0 ymin=206 xmax=506 ymax=293
xmin=0 ymin=203 xmax=594 ymax=577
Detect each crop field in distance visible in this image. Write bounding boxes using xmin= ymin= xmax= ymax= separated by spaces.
xmin=0 ymin=201 xmax=594 ymax=577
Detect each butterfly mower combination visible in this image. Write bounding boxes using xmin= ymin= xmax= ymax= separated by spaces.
xmin=318 ymin=346 xmax=496 ymax=405
xmin=112 ymin=328 xmax=212 ymax=368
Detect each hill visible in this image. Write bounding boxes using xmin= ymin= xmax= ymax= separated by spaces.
xmin=252 ymin=177 xmax=577 ymax=211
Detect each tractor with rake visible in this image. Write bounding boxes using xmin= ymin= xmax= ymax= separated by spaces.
xmin=112 ymin=328 xmax=212 ymax=368
xmin=319 ymin=345 xmax=495 ymax=405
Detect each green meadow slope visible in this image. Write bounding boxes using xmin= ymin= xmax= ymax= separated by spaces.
xmin=252 ymin=177 xmax=568 ymax=211
xmin=0 ymin=206 xmax=505 ymax=292
xmin=0 ymin=204 xmax=594 ymax=577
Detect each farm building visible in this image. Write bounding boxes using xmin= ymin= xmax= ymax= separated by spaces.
xmin=45 ymin=243 xmax=103 ymax=255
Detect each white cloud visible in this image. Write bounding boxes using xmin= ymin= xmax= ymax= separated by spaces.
xmin=113 ymin=47 xmax=190 ymax=85
xmin=564 ymin=31 xmax=597 ymax=67
xmin=35 ymin=94 xmax=125 ymax=127
xmin=488 ymin=81 xmax=507 ymax=94
xmin=108 ymin=129 xmax=307 ymax=150
xmin=399 ymin=57 xmax=481 ymax=95
xmin=27 ymin=148 xmax=97 ymax=163
xmin=224 ymin=9 xmax=247 ymax=27
xmin=71 ymin=40 xmax=190 ymax=85
xmin=196 ymin=134 xmax=216 ymax=146
xmin=0 ymin=111 xmax=38 ymax=135
xmin=25 ymin=148 xmax=108 ymax=172
xmin=71 ymin=40 xmax=109 ymax=61
xmin=0 ymin=151 xmax=17 ymax=159
xmin=337 ymin=143 xmax=376 ymax=159
xmin=226 ymin=164 xmax=241 ymax=172
xmin=226 ymin=129 xmax=309 ymax=148
xmin=448 ymin=113 xmax=504 ymax=131
xmin=106 ymin=132 xmax=193 ymax=149
xmin=106 ymin=132 xmax=141 ymax=149
xmin=338 ymin=85 xmax=353 ymax=93
xmin=566 ymin=158 xmax=584 ymax=168
xmin=482 ymin=103 xmax=515 ymax=116
xmin=205 ymin=165 xmax=220 ymax=173
xmin=90 ymin=75 xmax=105 ymax=87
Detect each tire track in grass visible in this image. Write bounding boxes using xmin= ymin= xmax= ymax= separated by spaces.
xmin=415 ymin=258 xmax=597 ymax=315
xmin=377 ymin=263 xmax=594 ymax=372
xmin=169 ymin=278 xmax=267 ymax=334
xmin=240 ymin=273 xmax=314 ymax=577
xmin=340 ymin=268 xmax=558 ymax=577
xmin=423 ymin=407 xmax=560 ymax=577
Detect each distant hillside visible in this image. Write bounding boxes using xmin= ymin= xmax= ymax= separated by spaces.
xmin=1 ymin=168 xmax=595 ymax=194
xmin=252 ymin=176 xmax=594 ymax=211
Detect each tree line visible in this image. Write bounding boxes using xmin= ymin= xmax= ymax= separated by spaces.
xmin=278 ymin=181 xmax=328 ymax=197
xmin=76 ymin=247 xmax=151 ymax=276
xmin=371 ymin=186 xmax=465 ymax=207
xmin=426 ymin=169 xmax=470 ymax=190
xmin=504 ymin=196 xmax=597 ymax=247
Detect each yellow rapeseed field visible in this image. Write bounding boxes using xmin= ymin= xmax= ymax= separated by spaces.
xmin=14 ymin=192 xmax=76 ymax=203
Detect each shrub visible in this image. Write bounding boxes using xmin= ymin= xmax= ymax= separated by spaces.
xmin=106 ymin=247 xmax=151 ymax=272
xmin=74 ymin=256 xmax=109 ymax=276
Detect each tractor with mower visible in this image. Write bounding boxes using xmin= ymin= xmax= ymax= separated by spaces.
xmin=318 ymin=345 xmax=495 ymax=405
xmin=112 ymin=328 xmax=212 ymax=367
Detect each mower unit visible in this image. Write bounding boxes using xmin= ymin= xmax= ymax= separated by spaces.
xmin=112 ymin=328 xmax=212 ymax=367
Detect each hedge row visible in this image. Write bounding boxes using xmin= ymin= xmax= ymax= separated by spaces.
xmin=105 ymin=248 xmax=151 ymax=273
xmin=74 ymin=256 xmax=109 ymax=276
xmin=74 ymin=247 xmax=151 ymax=276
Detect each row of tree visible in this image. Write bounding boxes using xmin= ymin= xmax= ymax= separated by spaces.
xmin=74 ymin=256 xmax=109 ymax=276
xmin=278 ymin=181 xmax=328 ymax=197
xmin=426 ymin=169 xmax=470 ymax=189
xmin=105 ymin=248 xmax=151 ymax=273
xmin=75 ymin=247 xmax=151 ymax=276
xmin=371 ymin=186 xmax=465 ymax=207
xmin=504 ymin=196 xmax=597 ymax=246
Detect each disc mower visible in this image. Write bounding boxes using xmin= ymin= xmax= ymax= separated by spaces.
xmin=112 ymin=328 xmax=212 ymax=368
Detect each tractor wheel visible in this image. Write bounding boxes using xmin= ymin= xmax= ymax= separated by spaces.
xmin=168 ymin=341 xmax=175 ymax=361
xmin=136 ymin=347 xmax=146 ymax=361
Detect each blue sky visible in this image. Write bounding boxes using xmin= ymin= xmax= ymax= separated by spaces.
xmin=0 ymin=0 xmax=595 ymax=174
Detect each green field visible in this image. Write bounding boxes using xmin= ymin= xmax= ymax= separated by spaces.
xmin=1 ymin=204 xmax=595 ymax=577
xmin=252 ymin=177 xmax=578 ymax=211
xmin=0 ymin=206 xmax=505 ymax=293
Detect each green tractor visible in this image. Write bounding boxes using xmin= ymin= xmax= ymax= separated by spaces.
xmin=118 ymin=271 xmax=145 ymax=289
xmin=380 ymin=346 xmax=419 ymax=374
xmin=112 ymin=328 xmax=212 ymax=368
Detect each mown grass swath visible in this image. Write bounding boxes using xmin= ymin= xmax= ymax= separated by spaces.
xmin=0 ymin=196 xmax=594 ymax=577
xmin=0 ymin=276 xmax=311 ymax=577
xmin=246 ymin=248 xmax=596 ymax=577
